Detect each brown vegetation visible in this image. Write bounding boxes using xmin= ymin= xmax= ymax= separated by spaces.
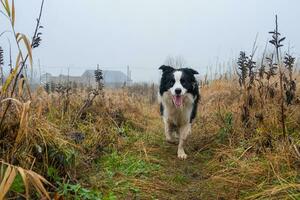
xmin=0 ymin=1 xmax=300 ymax=199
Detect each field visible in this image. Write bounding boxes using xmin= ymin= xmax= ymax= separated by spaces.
xmin=1 ymin=1 xmax=300 ymax=199
xmin=1 ymin=75 xmax=300 ymax=199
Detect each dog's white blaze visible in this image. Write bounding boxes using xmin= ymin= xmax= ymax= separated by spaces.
xmin=170 ymin=71 xmax=187 ymax=95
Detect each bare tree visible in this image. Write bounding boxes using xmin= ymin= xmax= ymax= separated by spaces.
xmin=164 ymin=55 xmax=187 ymax=68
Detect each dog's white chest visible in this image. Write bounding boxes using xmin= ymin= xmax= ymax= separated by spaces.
xmin=161 ymin=92 xmax=194 ymax=126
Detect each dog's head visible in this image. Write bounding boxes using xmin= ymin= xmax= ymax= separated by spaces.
xmin=159 ymin=65 xmax=198 ymax=108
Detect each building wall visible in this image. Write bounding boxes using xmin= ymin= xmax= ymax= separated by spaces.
xmin=42 ymin=69 xmax=130 ymax=88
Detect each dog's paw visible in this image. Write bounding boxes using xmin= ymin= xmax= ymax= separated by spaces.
xmin=177 ymin=151 xmax=187 ymax=160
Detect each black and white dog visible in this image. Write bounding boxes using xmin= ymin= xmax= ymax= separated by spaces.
xmin=158 ymin=65 xmax=200 ymax=159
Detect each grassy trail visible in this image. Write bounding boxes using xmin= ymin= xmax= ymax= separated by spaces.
xmin=85 ymin=106 xmax=217 ymax=200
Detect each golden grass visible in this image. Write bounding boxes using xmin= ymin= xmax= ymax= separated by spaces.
xmin=1 ymin=78 xmax=300 ymax=199
xmin=0 ymin=160 xmax=52 ymax=200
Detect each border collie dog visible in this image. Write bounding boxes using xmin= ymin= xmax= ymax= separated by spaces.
xmin=158 ymin=65 xmax=200 ymax=159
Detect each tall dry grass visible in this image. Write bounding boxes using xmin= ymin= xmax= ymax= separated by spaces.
xmin=185 ymin=76 xmax=300 ymax=199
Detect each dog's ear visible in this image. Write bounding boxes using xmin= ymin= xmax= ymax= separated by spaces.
xmin=183 ymin=68 xmax=199 ymax=75
xmin=159 ymin=65 xmax=174 ymax=73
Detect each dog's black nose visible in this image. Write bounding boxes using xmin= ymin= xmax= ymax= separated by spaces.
xmin=175 ymin=88 xmax=182 ymax=95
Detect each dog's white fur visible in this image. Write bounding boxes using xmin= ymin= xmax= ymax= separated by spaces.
xmin=170 ymin=71 xmax=187 ymax=96
xmin=158 ymin=90 xmax=195 ymax=159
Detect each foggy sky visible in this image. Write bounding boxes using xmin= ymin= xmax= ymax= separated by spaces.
xmin=1 ymin=0 xmax=300 ymax=82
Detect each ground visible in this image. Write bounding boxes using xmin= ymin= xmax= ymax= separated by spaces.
xmin=4 ymin=83 xmax=300 ymax=199
xmin=82 ymin=104 xmax=219 ymax=200
xmin=70 ymin=83 xmax=300 ymax=200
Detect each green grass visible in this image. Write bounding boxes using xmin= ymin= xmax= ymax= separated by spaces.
xmin=11 ymin=174 xmax=25 ymax=194
xmin=57 ymin=182 xmax=102 ymax=200
xmin=99 ymin=151 xmax=160 ymax=178
xmin=91 ymin=150 xmax=160 ymax=198
xmin=171 ymin=173 xmax=188 ymax=184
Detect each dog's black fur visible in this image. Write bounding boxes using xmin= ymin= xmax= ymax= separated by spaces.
xmin=159 ymin=65 xmax=200 ymax=123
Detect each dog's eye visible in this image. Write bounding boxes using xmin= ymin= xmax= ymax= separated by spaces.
xmin=169 ymin=79 xmax=175 ymax=85
xmin=180 ymin=79 xmax=186 ymax=84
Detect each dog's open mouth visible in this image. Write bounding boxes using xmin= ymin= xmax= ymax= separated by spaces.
xmin=172 ymin=95 xmax=183 ymax=108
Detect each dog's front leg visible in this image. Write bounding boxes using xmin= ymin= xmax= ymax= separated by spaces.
xmin=177 ymin=123 xmax=191 ymax=159
xmin=163 ymin=118 xmax=175 ymax=143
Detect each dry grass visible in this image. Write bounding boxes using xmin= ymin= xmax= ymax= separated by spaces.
xmin=1 ymin=77 xmax=300 ymax=199
xmin=0 ymin=160 xmax=52 ymax=199
xmin=188 ymin=78 xmax=300 ymax=199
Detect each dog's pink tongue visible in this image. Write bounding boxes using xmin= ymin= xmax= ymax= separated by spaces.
xmin=172 ymin=95 xmax=183 ymax=107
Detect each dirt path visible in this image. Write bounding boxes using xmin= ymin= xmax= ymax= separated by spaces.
xmin=86 ymin=110 xmax=216 ymax=200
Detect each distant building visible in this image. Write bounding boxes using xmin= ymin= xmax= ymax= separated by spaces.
xmin=42 ymin=69 xmax=132 ymax=88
